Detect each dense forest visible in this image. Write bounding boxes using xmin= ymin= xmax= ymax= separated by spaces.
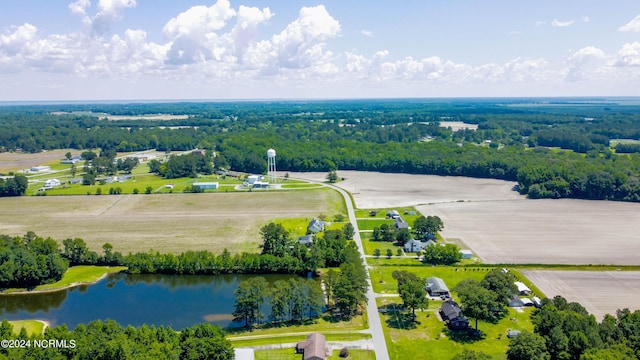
xmin=0 ymin=319 xmax=233 ymax=360
xmin=2 ymin=99 xmax=640 ymax=201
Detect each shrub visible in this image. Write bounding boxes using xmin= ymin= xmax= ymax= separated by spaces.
xmin=339 ymin=347 xmax=349 ymax=358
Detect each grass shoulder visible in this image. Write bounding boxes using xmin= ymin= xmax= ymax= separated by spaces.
xmin=1 ymin=266 xmax=126 ymax=294
xmin=8 ymin=320 xmax=47 ymax=336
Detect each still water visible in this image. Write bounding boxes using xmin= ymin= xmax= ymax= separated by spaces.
xmin=0 ymin=273 xmax=296 ymax=330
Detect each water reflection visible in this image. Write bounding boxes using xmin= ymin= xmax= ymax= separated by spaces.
xmin=0 ymin=273 xmax=296 ymax=330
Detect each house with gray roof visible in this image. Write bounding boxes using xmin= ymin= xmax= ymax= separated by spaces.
xmin=307 ymin=218 xmax=325 ymax=233
xmin=425 ymin=277 xmax=450 ymax=298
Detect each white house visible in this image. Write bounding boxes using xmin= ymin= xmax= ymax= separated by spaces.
xmin=192 ymin=182 xmax=219 ymax=190
xmin=44 ymin=179 xmax=61 ymax=188
xmin=459 ymin=249 xmax=473 ymax=259
xmin=404 ymin=239 xmax=435 ymax=253
xmin=30 ymin=165 xmax=50 ymax=172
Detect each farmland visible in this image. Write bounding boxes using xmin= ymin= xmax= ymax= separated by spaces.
xmin=0 ymin=190 xmax=343 ymax=254
xmin=293 ymin=170 xmax=640 ymax=265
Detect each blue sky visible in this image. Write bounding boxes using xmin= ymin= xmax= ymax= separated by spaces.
xmin=1 ymin=0 xmax=639 ymax=100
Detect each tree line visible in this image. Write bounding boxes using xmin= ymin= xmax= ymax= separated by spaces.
xmin=232 ymin=276 xmax=323 ymax=327
xmin=4 ymin=100 xmax=640 ymax=201
xmin=0 ymin=174 xmax=28 ymax=197
xmin=0 ymin=319 xmax=233 ymax=360
xmin=504 ymin=296 xmax=640 ymax=360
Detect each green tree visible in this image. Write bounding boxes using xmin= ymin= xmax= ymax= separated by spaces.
xmin=396 ymin=248 xmax=403 ymax=257
xmin=145 ymin=186 xmax=153 ymax=194
xmin=179 ymin=323 xmax=233 ymax=360
xmin=323 ymin=269 xmax=339 ymax=307
xmin=398 ymin=278 xmax=429 ymax=319
xmin=326 ymin=170 xmax=338 ymax=183
xmin=506 ymin=331 xmax=550 ymax=360
xmin=374 ymin=249 xmax=381 ymax=258
xmin=386 ymin=248 xmax=393 ymax=259
xmin=454 ymin=279 xmax=499 ymax=331
xmin=413 ymin=215 xmax=444 ymax=239
xmin=480 ymin=269 xmax=517 ymax=305
xmin=65 ymin=152 xmax=72 ymax=160
xmin=342 ymin=223 xmax=355 ymax=240
xmin=260 ymin=223 xmax=290 ymax=257
xmin=70 ymin=163 xmax=77 ymax=177
xmin=232 ymin=277 xmax=267 ymax=327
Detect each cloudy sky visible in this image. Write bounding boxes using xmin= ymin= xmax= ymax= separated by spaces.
xmin=1 ymin=0 xmax=639 ymax=101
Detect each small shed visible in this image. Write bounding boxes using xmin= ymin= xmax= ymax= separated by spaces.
xmin=425 ymin=277 xmax=450 ymax=298
xmin=296 ymin=333 xmax=327 ymax=360
xmin=30 ymin=166 xmax=50 ymax=172
xmin=459 ymin=249 xmax=473 ymax=259
xmin=298 ymin=235 xmax=314 ymax=246
xmin=247 ymin=175 xmax=262 ymax=184
xmin=507 ymin=330 xmax=521 ymax=338
xmin=514 ymin=281 xmax=531 ymax=295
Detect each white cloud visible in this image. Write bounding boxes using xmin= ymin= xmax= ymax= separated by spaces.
xmin=614 ymin=42 xmax=640 ymax=67
xmin=619 ymin=15 xmax=640 ymax=32
xmin=552 ymin=19 xmax=575 ymax=27
xmin=68 ymin=0 xmax=137 ymax=35
xmin=581 ymin=16 xmax=590 ymax=23
xmin=361 ymin=30 xmax=373 ymax=38
xmin=565 ymin=46 xmax=609 ymax=82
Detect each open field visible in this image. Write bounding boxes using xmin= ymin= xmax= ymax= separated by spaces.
xmin=0 ymin=190 xmax=343 ymax=254
xmin=0 ymin=150 xmax=78 ymax=173
xmin=291 ymin=171 xmax=640 ymax=265
xmin=522 ymin=270 xmax=640 ymax=320
xmin=9 ymin=320 xmax=46 ymax=336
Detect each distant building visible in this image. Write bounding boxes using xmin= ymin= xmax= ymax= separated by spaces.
xmin=44 ymin=179 xmax=61 ymax=188
xmin=404 ymin=239 xmax=435 ymax=253
xmin=459 ymin=249 xmax=473 ymax=259
xmin=30 ymin=166 xmax=50 ymax=172
xmin=61 ymin=155 xmax=82 ymax=164
xmin=247 ymin=175 xmax=262 ymax=184
xmin=507 ymin=330 xmax=521 ymax=338
xmin=296 ymin=333 xmax=327 ymax=360
xmin=425 ymin=277 xmax=450 ymax=298
xmin=192 ymin=182 xmax=219 ymax=190
xmin=509 ymin=296 xmax=525 ymax=308
xmin=252 ymin=181 xmax=269 ymax=189
xmin=307 ymin=218 xmax=325 ymax=233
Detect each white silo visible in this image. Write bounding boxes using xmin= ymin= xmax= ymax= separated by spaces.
xmin=267 ymin=148 xmax=277 ymax=184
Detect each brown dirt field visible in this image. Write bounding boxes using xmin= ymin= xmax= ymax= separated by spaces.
xmin=292 ymin=171 xmax=640 ymax=265
xmin=0 ymin=190 xmax=339 ymax=254
xmin=0 ymin=150 xmax=78 ymax=173
xmin=522 ymin=270 xmax=640 ymax=320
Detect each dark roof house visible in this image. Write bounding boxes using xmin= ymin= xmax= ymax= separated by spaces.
xmin=425 ymin=277 xmax=450 ymax=297
xmin=394 ymin=217 xmax=409 ymax=230
xmin=439 ymin=300 xmax=469 ymax=330
xmin=296 ymin=333 xmax=327 ymax=360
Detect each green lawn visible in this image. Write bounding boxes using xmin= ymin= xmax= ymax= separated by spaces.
xmin=9 ymin=320 xmax=46 ymax=336
xmin=227 ymin=313 xmax=368 ymax=339
xmin=357 ymin=219 xmax=393 ymax=231
xmin=363 ymin=238 xmax=400 ymax=257
xmin=2 ymin=266 xmax=126 ymax=293
xmin=231 ymin=332 xmax=371 ymax=348
xmin=377 ymin=297 xmax=533 ymax=360
xmin=254 ymin=347 xmax=375 ymax=360
xmin=369 ymin=266 xmax=494 ymax=294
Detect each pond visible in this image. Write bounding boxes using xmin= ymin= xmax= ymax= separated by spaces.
xmin=0 ymin=273 xmax=299 ymax=330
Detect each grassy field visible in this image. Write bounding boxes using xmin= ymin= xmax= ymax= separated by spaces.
xmin=0 ymin=190 xmax=345 ymax=254
xmin=227 ymin=313 xmax=368 ymax=339
xmin=369 ymin=266 xmax=495 ymax=294
xmin=362 ymin=237 xmax=399 ymax=257
xmin=231 ymin=332 xmax=371 ymax=348
xmin=377 ymin=296 xmax=533 ymax=360
xmin=254 ymin=348 xmax=375 ymax=360
xmin=9 ymin=320 xmax=46 ymax=336
xmin=2 ymin=266 xmax=126 ymax=293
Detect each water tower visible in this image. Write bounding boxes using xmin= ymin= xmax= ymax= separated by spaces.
xmin=267 ymin=148 xmax=277 ymax=184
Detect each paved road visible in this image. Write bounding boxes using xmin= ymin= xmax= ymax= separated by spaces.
xmin=322 ymin=182 xmax=391 ymax=360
